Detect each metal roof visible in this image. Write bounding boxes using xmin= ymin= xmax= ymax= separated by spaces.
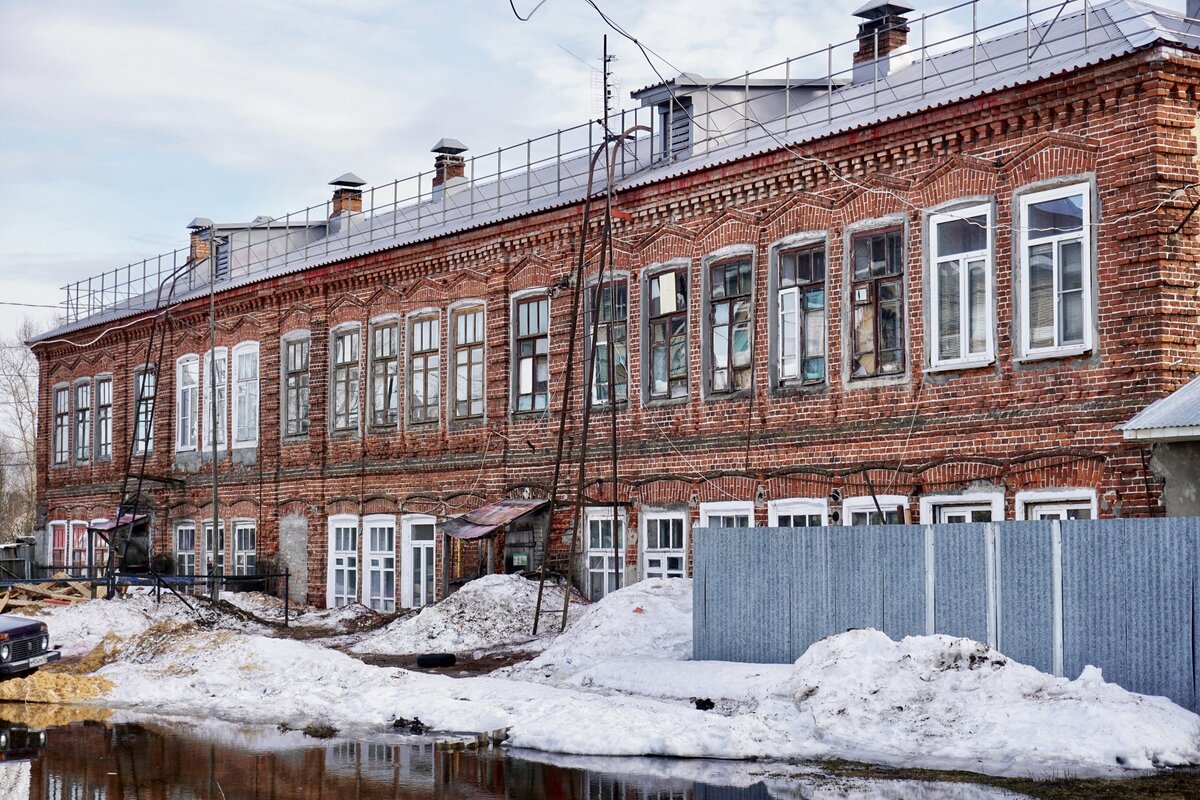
xmin=438 ymin=498 xmax=548 ymax=540
xmin=30 ymin=1 xmax=1200 ymax=346
xmin=1120 ymin=375 xmax=1200 ymax=441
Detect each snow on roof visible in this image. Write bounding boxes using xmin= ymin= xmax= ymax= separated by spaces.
xmin=31 ymin=1 xmax=1200 ymax=346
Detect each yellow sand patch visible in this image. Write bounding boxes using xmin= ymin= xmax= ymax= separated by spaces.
xmin=0 ymin=671 xmax=113 ymax=704
xmin=49 ymin=632 xmax=124 ymax=676
xmin=0 ymin=701 xmax=111 ymax=727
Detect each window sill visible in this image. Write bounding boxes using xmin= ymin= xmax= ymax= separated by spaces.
xmin=703 ymin=389 xmax=752 ymax=403
xmin=644 ymin=396 xmax=690 ymax=409
xmin=925 ymin=358 xmax=995 ymax=374
xmin=1016 ymin=345 xmax=1092 ymax=364
xmin=773 ymin=380 xmax=827 ymax=395
xmin=232 ymin=442 xmax=258 ymax=450
xmin=510 ymin=410 xmax=550 ymax=420
xmin=406 ymin=421 xmax=441 ymax=431
xmin=281 ymin=435 xmax=310 ymax=444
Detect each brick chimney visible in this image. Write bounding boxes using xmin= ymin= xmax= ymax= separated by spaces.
xmin=329 ymin=172 xmax=366 ymax=217
xmin=187 ymin=217 xmax=213 ymax=263
xmin=431 ymin=138 xmax=469 ymax=199
xmin=852 ymin=1 xmax=915 ymax=82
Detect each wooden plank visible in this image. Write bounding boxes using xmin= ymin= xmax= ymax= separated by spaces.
xmin=0 ymin=591 xmax=10 ymax=614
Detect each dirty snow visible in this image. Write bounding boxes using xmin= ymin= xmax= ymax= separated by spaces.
xmin=31 ymin=595 xmax=201 ymax=658
xmin=353 ymin=574 xmax=577 ymax=656
xmin=60 ymin=578 xmax=1198 ymax=776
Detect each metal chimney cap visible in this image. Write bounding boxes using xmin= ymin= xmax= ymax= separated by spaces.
xmin=852 ymin=0 xmax=915 ymax=18
xmin=329 ymin=172 xmax=366 ymax=188
xmin=187 ymin=217 xmax=214 ymax=229
xmin=431 ymin=138 xmax=468 ymax=155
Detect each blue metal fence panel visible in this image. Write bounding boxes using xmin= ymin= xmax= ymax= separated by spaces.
xmin=996 ymin=520 xmax=1055 ymax=674
xmin=790 ymin=527 xmax=834 ymax=661
xmin=880 ymin=525 xmax=926 ymax=641
xmin=1120 ymin=517 xmax=1194 ymax=708
xmin=933 ymin=523 xmax=988 ymax=643
xmin=1062 ymin=519 xmax=1129 ymax=684
xmin=828 ymin=525 xmax=883 ymax=635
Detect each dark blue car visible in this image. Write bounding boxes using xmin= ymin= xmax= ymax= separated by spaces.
xmin=0 ymin=616 xmax=60 ymax=676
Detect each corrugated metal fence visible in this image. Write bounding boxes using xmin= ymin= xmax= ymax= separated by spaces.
xmin=693 ymin=518 xmax=1199 ymax=711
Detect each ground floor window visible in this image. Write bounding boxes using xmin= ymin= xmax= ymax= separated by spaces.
xmin=843 ymin=495 xmax=907 ymax=526
xmin=365 ymin=515 xmax=396 ymax=612
xmin=70 ymin=521 xmax=88 ymax=573
xmin=89 ymin=518 xmax=110 ymax=574
xmin=919 ymin=493 xmax=1004 ymax=524
xmin=698 ymin=501 xmax=754 ymax=529
xmin=176 ymin=523 xmax=197 ymax=577
xmin=768 ymin=498 xmax=826 ymax=527
xmin=1018 ymin=489 xmax=1096 ymax=521
xmin=641 ymin=511 xmax=686 ymax=580
xmin=328 ymin=516 xmax=359 ymax=608
xmin=233 ymin=521 xmax=256 ymax=576
xmin=402 ymin=516 xmax=436 ymax=609
xmin=49 ymin=521 xmax=67 ymax=568
xmin=203 ymin=521 xmax=226 ymax=575
xmin=584 ymin=507 xmax=625 ymax=600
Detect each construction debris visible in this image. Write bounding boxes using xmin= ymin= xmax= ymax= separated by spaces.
xmin=0 ymin=578 xmax=98 ymax=612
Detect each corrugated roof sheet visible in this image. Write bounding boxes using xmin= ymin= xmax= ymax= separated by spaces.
xmin=438 ymin=498 xmax=548 ymax=540
xmin=1120 ymin=375 xmax=1200 ymax=437
xmin=31 ymin=0 xmax=1200 ymax=346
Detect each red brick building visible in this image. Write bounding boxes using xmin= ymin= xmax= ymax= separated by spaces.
xmin=30 ymin=1 xmax=1200 ymax=607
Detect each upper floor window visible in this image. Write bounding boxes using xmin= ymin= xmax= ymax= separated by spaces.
xmin=202 ymin=348 xmax=228 ymax=450
xmin=176 ymin=355 xmax=198 ymax=451
xmin=332 ymin=327 xmax=360 ymax=432
xmin=708 ymin=260 xmax=752 ymax=394
xmin=850 ymin=228 xmax=905 ymax=379
xmin=777 ymin=245 xmax=826 ymax=385
xmin=587 ymin=280 xmax=628 ymax=404
xmin=409 ymin=315 xmax=440 ymax=425
xmin=73 ymin=382 xmax=91 ymax=463
xmin=52 ymin=386 xmax=69 ymax=465
xmin=233 ymin=342 xmax=259 ymax=447
xmin=284 ymin=336 xmax=310 ymax=437
xmin=95 ymin=377 xmax=112 ymax=461
xmin=370 ymin=322 xmax=400 ymax=428
xmin=1020 ymin=184 xmax=1092 ymax=357
xmin=452 ymin=306 xmax=485 ymax=421
xmin=133 ymin=368 xmax=156 ymax=454
xmin=931 ymin=205 xmax=993 ymax=367
xmin=647 ymin=268 xmax=688 ymax=400
xmin=514 ymin=296 xmax=549 ymax=412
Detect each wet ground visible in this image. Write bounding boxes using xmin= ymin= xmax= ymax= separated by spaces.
xmin=0 ymin=708 xmax=1197 ymax=799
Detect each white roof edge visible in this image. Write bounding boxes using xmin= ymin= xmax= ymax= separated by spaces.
xmin=1121 ymin=425 xmax=1200 ymax=442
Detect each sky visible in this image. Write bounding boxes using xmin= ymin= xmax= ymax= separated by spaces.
xmin=0 ymin=0 xmax=1138 ymax=338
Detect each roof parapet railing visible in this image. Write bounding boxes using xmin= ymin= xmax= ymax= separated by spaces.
xmin=61 ymin=0 xmax=1159 ymax=326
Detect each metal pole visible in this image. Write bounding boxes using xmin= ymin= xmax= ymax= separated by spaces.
xmin=972 ymin=0 xmax=978 ymax=81
xmin=1026 ymin=0 xmax=1032 ymax=66
xmin=284 ymin=568 xmax=290 ymax=628
xmin=526 ymin=139 xmax=532 ymax=204
xmin=873 ymin=29 xmax=880 ymax=110
xmin=1084 ymin=0 xmax=1090 ymax=49
xmin=920 ymin=14 xmax=927 ymax=97
xmin=555 ymin=130 xmax=562 ymax=194
xmin=742 ymin=71 xmax=750 ymax=145
xmin=827 ymin=44 xmax=833 ymax=124
xmin=496 ymin=148 xmax=503 ymax=210
xmin=784 ymin=57 xmax=792 ymax=135
xmin=208 ymin=223 xmax=221 ymax=603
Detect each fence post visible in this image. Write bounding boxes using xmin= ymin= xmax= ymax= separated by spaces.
xmin=924 ymin=524 xmax=936 ymax=635
xmin=284 ymin=568 xmax=290 ymax=628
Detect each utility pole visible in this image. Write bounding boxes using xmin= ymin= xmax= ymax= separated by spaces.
xmin=208 ymin=225 xmax=221 ymax=602
xmin=600 ymin=37 xmax=621 ymax=593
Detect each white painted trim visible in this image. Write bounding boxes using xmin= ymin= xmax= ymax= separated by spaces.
xmin=918 ymin=491 xmax=1004 ymax=524
xmin=174 ymin=354 xmax=200 ymax=452
xmin=767 ymin=497 xmax=828 ymax=526
xmin=842 ymin=494 xmax=908 ymax=525
xmin=404 ymin=309 xmax=442 ymax=428
xmin=639 ymin=507 xmax=689 ymax=579
xmin=924 ymin=525 xmax=936 ymax=635
xmin=362 ymin=513 xmax=398 ymax=611
xmin=400 ymin=513 xmax=437 ymax=609
xmin=329 ymin=323 xmax=363 ymax=436
xmin=698 ymin=500 xmax=755 ymax=528
xmin=448 ymin=301 xmax=488 ymax=423
xmin=201 ymin=346 xmax=229 ymax=452
xmin=984 ymin=523 xmax=998 ymax=649
xmin=1014 ymin=488 xmax=1098 ymax=520
xmin=1051 ymin=519 xmax=1064 ymax=677
xmin=582 ymin=505 xmax=629 ymax=598
xmin=510 ymin=289 xmax=551 ymax=414
xmin=327 ymin=514 xmax=359 ymax=608
xmin=232 ymin=341 xmax=260 ymax=449
xmin=1121 ymin=424 xmax=1200 ymax=442
xmin=928 ymin=201 xmax=995 ymax=369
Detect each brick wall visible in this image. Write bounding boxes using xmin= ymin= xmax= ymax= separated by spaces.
xmin=34 ymin=47 xmax=1200 ymax=606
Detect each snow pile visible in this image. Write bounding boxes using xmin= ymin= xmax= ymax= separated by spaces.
xmin=509 ymin=578 xmax=692 ymax=682
xmin=31 ymin=595 xmax=198 ymax=658
xmin=290 ymin=602 xmax=379 ymax=634
xmin=353 ymin=574 xmax=574 ymax=655
xmin=783 ymin=629 xmax=1200 ymax=772
xmin=223 ymin=591 xmax=290 ymax=620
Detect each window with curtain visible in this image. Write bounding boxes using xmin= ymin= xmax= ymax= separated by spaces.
xmin=850 ymin=228 xmax=905 ymax=378
xmin=931 ymin=205 xmax=992 ymax=366
xmin=409 ymin=315 xmax=440 ymax=424
xmin=647 ymin=268 xmax=688 ymax=400
xmin=586 ymin=280 xmax=628 ymax=404
xmin=708 ymin=260 xmax=753 ymax=394
xmin=1020 ymin=185 xmax=1091 ymax=355
xmin=777 ymin=245 xmax=826 ymax=384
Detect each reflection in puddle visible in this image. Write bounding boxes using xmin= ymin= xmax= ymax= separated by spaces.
xmin=0 ymin=713 xmax=1023 ymax=799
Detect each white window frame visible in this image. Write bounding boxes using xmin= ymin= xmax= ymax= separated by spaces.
xmin=52 ymin=383 xmax=69 ymax=465
xmin=928 ymin=202 xmax=994 ymax=369
xmin=511 ymin=289 xmax=551 ymax=413
xmin=232 ymin=519 xmax=257 ymax=576
xmin=327 ymin=514 xmax=360 ymax=608
xmin=640 ymin=508 xmax=688 ymax=580
xmin=1015 ymin=488 xmax=1098 ymax=521
xmin=175 ymin=521 xmax=197 ymax=577
xmin=68 ymin=519 xmax=88 ymax=571
xmin=89 ymin=517 xmax=110 ymax=574
xmin=95 ymin=374 xmax=113 ymax=461
xmin=73 ymin=379 xmax=91 ymax=463
xmin=48 ymin=520 xmax=67 ymax=568
xmin=773 ymin=238 xmax=827 ymax=386
xmin=175 ymin=354 xmax=199 ymax=452
xmin=918 ymin=491 xmax=1004 ymax=524
xmin=202 ymin=519 xmax=226 ymax=576
xmin=1018 ymin=182 xmax=1094 ymax=360
xmin=133 ymin=367 xmax=156 ymax=454
xmin=232 ymin=341 xmax=260 ymax=448
xmin=583 ymin=506 xmax=627 ymax=600
xmin=767 ymin=498 xmax=828 ymax=527
xmin=202 ymin=347 xmax=229 ymax=452
xmin=450 ymin=301 xmax=487 ymax=422
xmin=698 ymin=500 xmax=755 ymax=529
xmin=368 ymin=316 xmax=401 ymax=430
xmin=400 ymin=514 xmax=437 ymax=609
xmin=842 ymin=495 xmax=909 ymax=526
xmin=363 ymin=514 xmax=397 ymax=612
xmin=406 ymin=310 xmax=442 ymax=427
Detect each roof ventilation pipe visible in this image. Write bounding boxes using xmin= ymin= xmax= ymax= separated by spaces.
xmin=431 ymin=139 xmax=469 ymax=202
xmin=851 ymin=1 xmax=916 ymax=85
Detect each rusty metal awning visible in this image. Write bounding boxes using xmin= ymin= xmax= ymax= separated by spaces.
xmin=89 ymin=514 xmax=148 ymax=532
xmin=439 ymin=499 xmax=548 ymax=540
